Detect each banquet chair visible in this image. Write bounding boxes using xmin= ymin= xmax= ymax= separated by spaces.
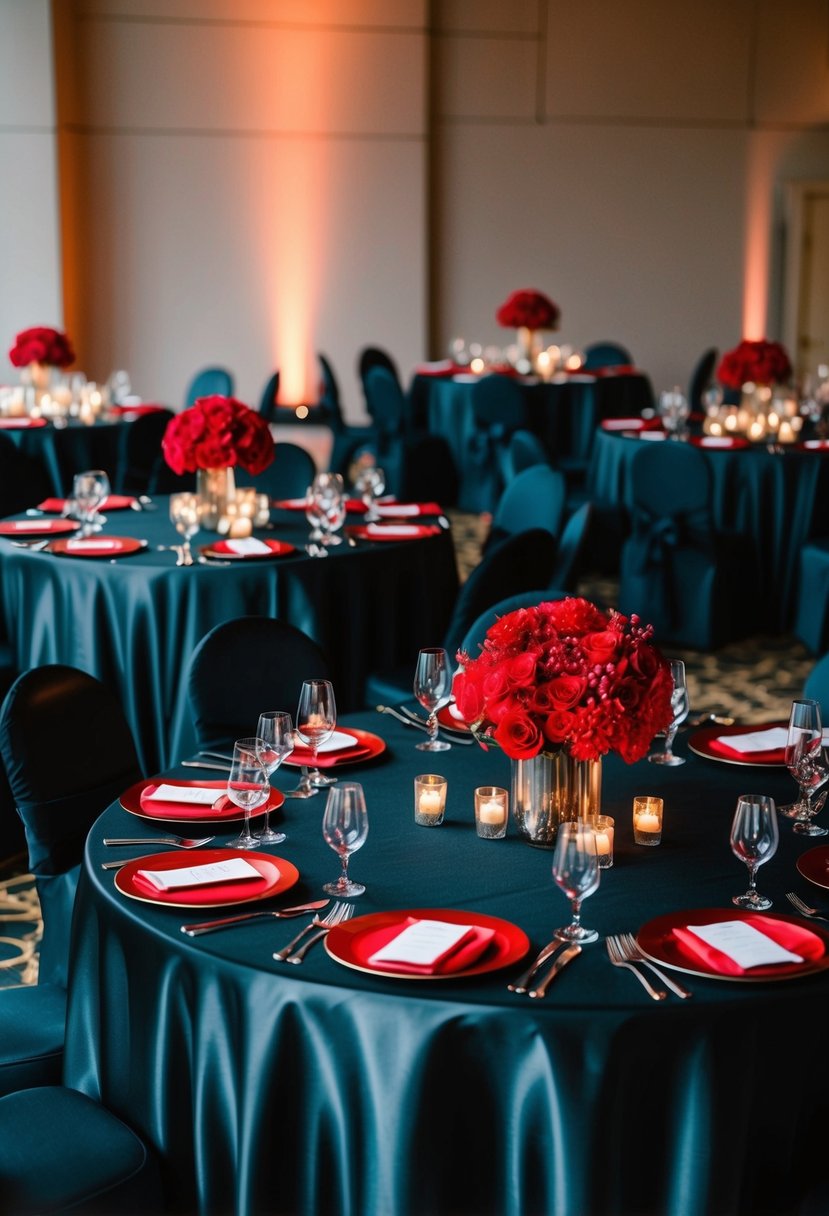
xmin=184 ymin=365 xmax=234 ymax=408
xmin=484 ymin=465 xmax=566 ymax=553
xmin=583 ymin=341 xmax=633 ymax=370
xmin=364 ymin=528 xmax=558 ymax=705
xmin=0 ymin=1086 xmax=163 ymax=1214
xmin=549 ymin=502 xmax=594 ymax=593
xmin=502 ymin=429 xmax=550 ymax=482
xmin=0 ymin=666 xmax=143 ymax=1096
xmin=319 ymin=352 xmax=378 ymax=476
xmin=803 ymin=652 xmax=829 ymax=719
xmin=235 ymin=441 xmax=315 ymax=499
xmin=458 ymin=589 xmax=569 ymax=658
xmin=688 ymin=347 xmax=718 ymax=411
xmin=618 ymin=442 xmax=753 ymax=649
xmin=794 ymin=540 xmax=829 ymax=655
xmin=258 ymin=370 xmax=281 ymax=422
xmin=358 ymin=345 xmax=404 ymax=397
xmin=187 ymin=617 xmax=332 ymax=751
xmin=116 ymin=407 xmax=175 ymax=495
xmin=466 ymin=374 xmax=528 ymax=511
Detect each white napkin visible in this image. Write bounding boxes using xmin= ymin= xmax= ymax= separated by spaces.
xmin=138 ymin=857 xmax=261 ymax=892
xmin=364 ymin=524 xmax=422 ymax=538
xmin=369 ymin=919 xmax=474 ymax=967
xmin=375 ymin=503 xmax=421 ymax=517
xmin=698 ymin=437 xmax=734 ymax=448
xmin=223 ymin=537 xmax=272 ymax=556
xmin=685 ymin=921 xmax=803 ymax=969
xmin=719 ymin=726 xmax=789 ymax=753
xmin=602 ymin=418 xmax=643 ymax=431
xmin=639 ymin=430 xmax=667 ymax=441
xmin=8 ymin=521 xmax=49 ymax=531
xmin=65 ymin=539 xmax=119 ymax=550
xmin=294 ymin=730 xmax=358 ymax=754
xmin=145 ymin=784 xmax=221 ymax=806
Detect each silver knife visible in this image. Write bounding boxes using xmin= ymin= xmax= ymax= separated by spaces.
xmin=528 ymin=943 xmax=581 ymax=998
xmin=181 ymin=900 xmax=330 ymax=935
xmin=199 ymin=750 xmax=235 ymax=763
xmin=181 ymin=759 xmax=231 ymax=772
xmin=507 ymin=940 xmax=565 ymax=993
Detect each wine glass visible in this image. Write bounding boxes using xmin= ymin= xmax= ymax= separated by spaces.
xmin=304 ymin=486 xmax=327 ymax=545
xmin=354 ymin=465 xmax=386 ymax=522
xmin=255 ymin=711 xmax=294 ymax=843
xmin=551 ymin=822 xmax=600 ymax=944
xmin=311 ymin=472 xmax=345 ymax=546
xmin=648 ymin=660 xmax=689 ymax=765
xmin=169 ymin=492 xmax=201 ymax=566
xmin=321 ymin=782 xmax=368 ymax=897
xmin=72 ymin=469 xmax=110 ymax=536
xmin=285 ymin=679 xmax=337 ymax=798
xmin=659 ymin=387 xmax=690 ymax=438
xmin=782 ymin=699 xmax=829 ymax=835
xmin=413 ymin=648 xmax=452 ymax=752
xmin=730 ymin=794 xmax=778 ymax=910
xmin=226 ymin=738 xmax=271 ymax=850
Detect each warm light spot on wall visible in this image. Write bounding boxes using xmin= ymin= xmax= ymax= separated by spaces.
xmin=742 ymin=136 xmax=774 ymax=340
xmin=295 ymin=405 xmax=309 ymax=419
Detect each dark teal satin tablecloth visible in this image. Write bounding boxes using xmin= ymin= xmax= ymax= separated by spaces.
xmin=588 ymin=429 xmax=829 ymax=631
xmin=4 ymin=415 xmax=130 ymax=495
xmin=0 ymin=506 xmax=458 ymax=772
xmin=64 ymin=711 xmax=829 ymax=1215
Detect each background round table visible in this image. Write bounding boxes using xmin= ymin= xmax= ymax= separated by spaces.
xmin=1 ymin=411 xmax=142 ymax=496
xmin=64 ymin=710 xmax=829 ymax=1216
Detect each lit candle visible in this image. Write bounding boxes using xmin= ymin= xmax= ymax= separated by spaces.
xmin=777 ymin=420 xmax=795 ymax=444
xmin=415 ymin=774 xmax=447 ymax=826
xmin=474 ymin=786 xmax=508 ymax=839
xmin=635 ymin=812 xmax=660 ymax=832
xmin=633 ymin=796 xmax=663 ymax=846
xmin=419 ymin=790 xmax=442 ymax=817
xmin=479 ymin=798 xmax=505 ymax=825
xmin=228 ymin=516 xmax=253 ymax=538
xmin=590 ymin=815 xmax=615 ymax=868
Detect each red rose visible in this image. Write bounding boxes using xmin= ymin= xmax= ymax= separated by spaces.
xmin=162 ymin=395 xmax=274 ymax=475
xmin=544 ymin=710 xmax=575 ymax=745
xmin=506 ymin=652 xmax=538 ymax=687
xmin=717 ymin=339 xmax=791 ymax=390
xmin=582 ymin=631 xmax=619 ymax=665
xmin=496 ymin=289 xmax=560 ymax=331
xmin=545 ymin=675 xmax=587 ymax=711
xmin=494 ymin=710 xmax=542 ymax=759
xmin=453 ymin=671 xmax=484 ymax=724
xmin=9 ymin=326 xmax=75 ymax=369
xmin=482 ymin=667 xmax=510 ymax=702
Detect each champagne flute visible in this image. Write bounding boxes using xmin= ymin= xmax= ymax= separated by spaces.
xmin=551 ymin=822 xmax=600 ymax=944
xmin=413 ymin=648 xmax=452 ymax=752
xmin=169 ymin=492 xmax=201 ymax=566
xmin=648 ymin=659 xmax=689 ymax=765
xmin=730 ymin=794 xmax=778 ymax=909
xmin=226 ymin=738 xmax=271 ymax=850
xmin=782 ymin=699 xmax=829 ymax=835
xmin=321 ymin=782 xmax=368 ymax=897
xmin=255 ymin=711 xmax=294 ymax=843
xmin=72 ymin=469 xmax=110 ymax=536
xmin=285 ymin=679 xmax=337 ymax=798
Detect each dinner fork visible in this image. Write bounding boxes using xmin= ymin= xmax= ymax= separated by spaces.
xmin=285 ymin=903 xmax=354 ymax=964
xmin=617 ymin=932 xmax=692 ymax=998
xmin=605 ymin=935 xmax=667 ymax=1000
xmin=786 ymin=891 xmax=829 ymax=923
xmin=273 ymin=902 xmax=351 ymax=963
xmin=103 ymin=836 xmax=214 ymax=849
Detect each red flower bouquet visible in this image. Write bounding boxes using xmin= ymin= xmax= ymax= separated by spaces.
xmin=496 ymin=289 xmax=560 ymax=332
xmin=717 ymin=339 xmax=792 ymax=390
xmin=9 ymin=326 xmax=75 ymax=369
xmin=162 ymin=395 xmax=274 ymax=476
xmin=453 ymin=597 xmax=673 ymax=763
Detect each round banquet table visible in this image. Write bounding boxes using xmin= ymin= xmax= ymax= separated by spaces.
xmin=64 ymin=710 xmax=829 ymax=1216
xmin=0 ymin=503 xmax=458 ymax=773
xmin=424 ymin=371 xmax=655 ymax=511
xmin=588 ymin=429 xmax=829 ymax=631
xmin=0 ymin=410 xmax=142 ymax=496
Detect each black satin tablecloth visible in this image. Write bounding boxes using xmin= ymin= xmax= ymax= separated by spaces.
xmin=64 ymin=711 xmax=829 ymax=1215
xmin=588 ymin=429 xmax=829 ymax=631
xmin=0 ymin=505 xmax=458 ymax=772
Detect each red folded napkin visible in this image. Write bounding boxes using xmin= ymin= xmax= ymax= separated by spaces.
xmin=38 ymin=495 xmax=137 ymax=513
xmin=672 ymin=916 xmax=823 ymax=975
xmin=414 ymin=361 xmax=468 ymax=378
xmin=705 ymin=738 xmax=784 ymax=765
xmin=0 ymin=417 xmax=47 ymax=429
xmin=374 ymin=502 xmax=443 ymax=518
xmin=108 ymin=403 xmax=167 ymax=416
xmin=290 ymin=743 xmax=370 ymax=767
xmin=365 ymin=918 xmax=497 ymax=974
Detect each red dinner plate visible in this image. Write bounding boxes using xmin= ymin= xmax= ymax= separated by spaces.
xmin=796 ymin=845 xmax=829 ymax=892
xmin=688 ymin=721 xmax=787 ymax=766
xmin=637 ymin=907 xmax=829 ymax=982
xmin=282 ymin=728 xmax=386 ymax=770
xmin=345 ymin=524 xmax=442 ymax=542
xmin=47 ymin=536 xmax=146 ymax=558
xmin=0 ymin=518 xmax=80 ymax=537
xmin=0 ymin=417 xmax=47 ymax=429
xmin=37 ymin=495 xmax=136 ymax=513
xmin=114 ymin=848 xmax=299 ymax=909
xmin=199 ymin=539 xmax=296 ymax=560
xmin=120 ymin=778 xmax=285 ymax=823
xmin=437 ymin=705 xmax=472 ymax=732
xmin=325 ymin=908 xmax=529 ymax=980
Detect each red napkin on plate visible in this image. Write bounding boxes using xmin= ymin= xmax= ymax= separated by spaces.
xmin=706 ymin=738 xmax=784 ymax=765
xmin=38 ymin=495 xmax=136 ymax=513
xmin=366 ymin=918 xmax=497 ymax=974
xmin=107 ymin=403 xmax=167 ymax=416
xmin=672 ymin=915 xmax=823 ymax=975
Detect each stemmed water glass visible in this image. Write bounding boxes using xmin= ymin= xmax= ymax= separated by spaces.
xmin=285 ymin=679 xmax=337 ymax=798
xmin=659 ymin=387 xmax=690 ymax=438
xmin=782 ymin=699 xmax=829 ymax=835
xmin=354 ymin=465 xmax=386 ymax=522
xmin=72 ymin=469 xmax=110 ymax=536
xmin=413 ymin=648 xmax=452 ymax=752
xmin=255 ymin=711 xmax=295 ymax=843
xmin=312 ymin=472 xmax=346 ymax=546
xmin=169 ymin=492 xmax=201 ymax=566
xmin=730 ymin=794 xmax=778 ymax=910
xmin=226 ymin=738 xmax=271 ymax=850
xmin=648 ymin=659 xmax=689 ymax=765
xmin=551 ymin=822 xmax=600 ymax=944
xmin=321 ymin=782 xmax=369 ymax=897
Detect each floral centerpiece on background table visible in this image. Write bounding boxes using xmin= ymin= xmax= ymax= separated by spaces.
xmin=162 ymin=394 xmax=274 ymax=528
xmin=716 ymin=339 xmax=792 ymax=392
xmin=8 ymin=325 xmax=75 ymax=396
xmin=496 ymin=288 xmax=560 ymax=370
xmin=453 ymin=597 xmax=674 ymax=846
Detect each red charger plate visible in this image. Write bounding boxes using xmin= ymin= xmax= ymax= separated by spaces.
xmin=120 ymin=778 xmax=285 ymax=823
xmin=199 ymin=538 xmax=296 ymax=560
xmin=283 ymin=728 xmax=386 ymax=770
xmin=345 ymin=524 xmax=441 ymax=543
xmin=796 ymin=845 xmax=829 ymax=892
xmin=47 ymin=536 xmax=146 ymax=558
xmin=437 ymin=705 xmax=472 ymax=732
xmin=114 ymin=848 xmax=299 ymax=908
xmin=325 ymin=908 xmax=529 ymax=980
xmin=0 ymin=417 xmax=47 ymax=429
xmin=38 ymin=495 xmax=136 ymax=513
xmin=637 ymin=907 xmax=829 ymax=982
xmin=688 ymin=721 xmax=787 ymax=766
xmin=0 ymin=518 xmax=80 ymax=538
xmin=689 ymin=436 xmax=751 ymax=450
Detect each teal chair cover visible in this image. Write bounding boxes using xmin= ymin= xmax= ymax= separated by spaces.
xmin=688 ymin=347 xmax=718 ymax=411
xmin=258 ymin=370 xmax=281 ymax=422
xmin=184 ymin=365 xmax=234 ymax=408
xmin=486 ymin=465 xmax=566 ymax=553
xmin=235 ymin=441 xmax=315 ymax=499
xmin=503 ymin=429 xmax=550 ymax=482
xmin=467 ymin=375 xmax=527 ymax=511
xmin=0 ymin=987 xmax=65 ymax=1097
xmin=794 ymin=539 xmax=829 ymax=654
xmin=0 ymin=1086 xmax=162 ymax=1214
xmin=319 ymin=353 xmax=382 ymax=476
xmin=458 ymin=589 xmax=568 ymax=658
xmin=115 ymin=408 xmax=174 ymax=494
xmin=549 ymin=502 xmax=593 ymax=592
xmin=583 ymin=341 xmax=632 ymax=369
xmin=803 ymin=651 xmax=829 ymax=720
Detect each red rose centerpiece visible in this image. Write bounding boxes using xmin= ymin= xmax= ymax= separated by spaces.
xmin=717 ymin=339 xmax=791 ymax=391
xmin=496 ymin=289 xmax=561 ymax=370
xmin=162 ymin=395 xmax=274 ymax=529
xmin=454 ymin=597 xmax=674 ymax=846
xmin=9 ymin=325 xmax=75 ymax=398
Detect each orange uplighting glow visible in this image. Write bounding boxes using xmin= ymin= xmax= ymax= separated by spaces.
xmin=741 ymin=135 xmax=774 ymax=340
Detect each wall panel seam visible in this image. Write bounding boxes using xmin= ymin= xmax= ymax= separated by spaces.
xmin=435 ymin=115 xmax=828 ymax=133
xmin=60 ymin=123 xmax=426 ymax=141
xmin=77 ymin=14 xmax=425 ymax=34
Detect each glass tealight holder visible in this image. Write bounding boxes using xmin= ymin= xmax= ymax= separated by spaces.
xmin=414 ymin=774 xmax=447 ymax=827
xmin=590 ymin=815 xmax=615 ymax=868
xmin=474 ymin=786 xmax=508 ymax=839
xmin=633 ymin=796 xmax=663 ymax=846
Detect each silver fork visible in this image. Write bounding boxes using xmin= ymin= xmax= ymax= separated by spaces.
xmin=618 ymin=932 xmax=692 ymax=998
xmin=273 ymin=902 xmax=350 ymax=962
xmin=103 ymin=836 xmax=214 ymax=849
xmin=286 ymin=903 xmax=354 ymax=964
xmin=606 ymin=935 xmax=667 ymax=1001
xmin=786 ymin=891 xmax=829 ymax=923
